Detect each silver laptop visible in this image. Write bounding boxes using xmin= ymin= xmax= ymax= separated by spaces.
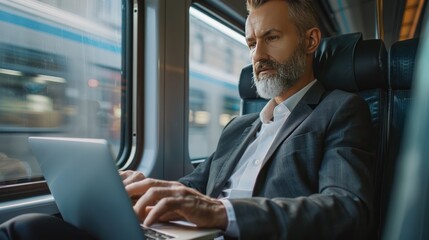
xmin=29 ymin=136 xmax=222 ymax=240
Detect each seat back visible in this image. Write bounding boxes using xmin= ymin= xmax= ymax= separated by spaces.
xmin=380 ymin=38 xmax=419 ymax=235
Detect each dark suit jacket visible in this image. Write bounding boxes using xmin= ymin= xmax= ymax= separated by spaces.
xmin=179 ymin=81 xmax=376 ymax=240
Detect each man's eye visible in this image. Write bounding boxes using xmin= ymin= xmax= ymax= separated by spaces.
xmin=248 ymin=42 xmax=256 ymax=49
xmin=266 ymin=35 xmax=279 ymax=42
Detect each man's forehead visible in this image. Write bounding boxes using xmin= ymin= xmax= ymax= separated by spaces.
xmin=245 ymin=2 xmax=290 ymax=37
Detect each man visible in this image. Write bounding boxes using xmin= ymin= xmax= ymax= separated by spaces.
xmin=121 ymin=0 xmax=375 ymax=239
xmin=0 ymin=0 xmax=375 ymax=239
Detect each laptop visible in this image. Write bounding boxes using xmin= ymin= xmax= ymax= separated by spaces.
xmin=28 ymin=136 xmax=222 ymax=240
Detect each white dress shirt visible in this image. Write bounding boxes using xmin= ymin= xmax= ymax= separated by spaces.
xmin=220 ymin=80 xmax=317 ymax=237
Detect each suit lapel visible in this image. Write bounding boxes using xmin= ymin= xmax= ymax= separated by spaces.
xmin=207 ymin=117 xmax=261 ymax=197
xmin=261 ymin=81 xmax=326 ymax=166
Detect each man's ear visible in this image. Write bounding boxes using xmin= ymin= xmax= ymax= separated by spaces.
xmin=306 ymin=28 xmax=321 ymax=54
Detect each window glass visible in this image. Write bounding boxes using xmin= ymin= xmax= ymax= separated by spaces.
xmin=188 ymin=7 xmax=250 ymax=160
xmin=0 ymin=0 xmax=124 ymax=185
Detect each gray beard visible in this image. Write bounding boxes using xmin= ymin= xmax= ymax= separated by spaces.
xmin=254 ymin=73 xmax=287 ymax=99
xmin=253 ymin=46 xmax=307 ymax=99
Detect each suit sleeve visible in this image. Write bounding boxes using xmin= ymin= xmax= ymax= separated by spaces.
xmin=229 ymin=94 xmax=376 ymax=240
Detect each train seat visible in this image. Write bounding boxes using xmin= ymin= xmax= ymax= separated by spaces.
xmin=238 ymin=32 xmax=389 ymax=239
xmin=380 ymin=38 xmax=419 ymax=236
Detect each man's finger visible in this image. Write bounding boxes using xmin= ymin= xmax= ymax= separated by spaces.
xmin=133 ymin=186 xmax=185 ymax=220
xmin=126 ymin=178 xmax=183 ymax=197
xmin=120 ymin=170 xmax=146 ymax=186
xmin=158 ymin=211 xmax=183 ymax=222
xmin=143 ymin=197 xmax=183 ymax=226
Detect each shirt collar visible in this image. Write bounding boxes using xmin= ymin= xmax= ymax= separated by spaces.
xmin=259 ymin=79 xmax=317 ymax=123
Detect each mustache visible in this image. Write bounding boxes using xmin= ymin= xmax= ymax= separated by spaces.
xmin=254 ymin=59 xmax=280 ymax=74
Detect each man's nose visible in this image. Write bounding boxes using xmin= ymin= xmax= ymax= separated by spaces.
xmin=251 ymin=42 xmax=269 ymax=63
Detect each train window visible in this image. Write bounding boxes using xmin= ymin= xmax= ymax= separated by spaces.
xmin=220 ymin=96 xmax=240 ymax=127
xmin=188 ymin=7 xmax=250 ymax=160
xmin=0 ymin=0 xmax=126 ymax=187
xmin=189 ymin=89 xmax=210 ymax=128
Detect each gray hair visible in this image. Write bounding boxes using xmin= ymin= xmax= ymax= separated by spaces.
xmin=246 ymin=0 xmax=320 ymax=37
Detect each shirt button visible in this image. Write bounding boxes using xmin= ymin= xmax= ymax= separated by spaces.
xmin=254 ymin=159 xmax=261 ymax=165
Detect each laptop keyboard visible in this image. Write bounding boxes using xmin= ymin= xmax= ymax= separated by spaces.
xmin=143 ymin=228 xmax=174 ymax=239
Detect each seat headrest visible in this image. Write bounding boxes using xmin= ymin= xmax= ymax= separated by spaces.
xmin=239 ymin=32 xmax=388 ymax=99
xmin=238 ymin=64 xmax=256 ymax=99
xmin=389 ymin=38 xmax=419 ymax=90
xmin=314 ymin=32 xmax=388 ymax=91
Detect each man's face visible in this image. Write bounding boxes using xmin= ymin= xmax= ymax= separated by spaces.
xmin=245 ymin=1 xmax=308 ymax=99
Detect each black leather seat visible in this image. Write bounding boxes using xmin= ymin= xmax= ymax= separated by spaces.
xmin=238 ymin=32 xmax=389 ymax=239
xmin=380 ymin=38 xmax=419 ymax=236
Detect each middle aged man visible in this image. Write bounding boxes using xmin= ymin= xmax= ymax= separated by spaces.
xmin=121 ymin=0 xmax=376 ymax=239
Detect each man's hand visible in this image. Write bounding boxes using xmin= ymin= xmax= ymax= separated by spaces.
xmin=124 ymin=176 xmax=228 ymax=230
